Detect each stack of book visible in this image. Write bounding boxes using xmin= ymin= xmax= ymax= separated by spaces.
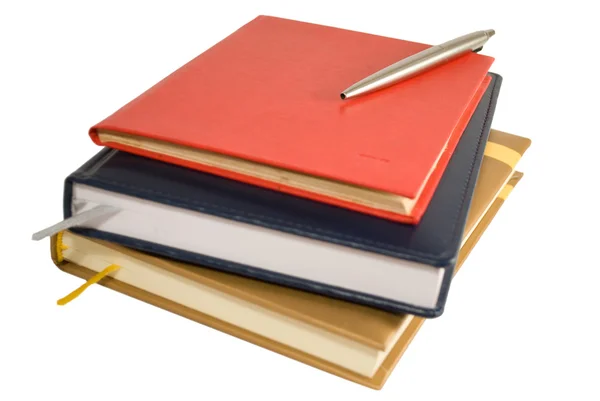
xmin=36 ymin=16 xmax=531 ymax=389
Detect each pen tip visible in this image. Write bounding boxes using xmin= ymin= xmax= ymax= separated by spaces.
xmin=485 ymin=29 xmax=495 ymax=38
xmin=340 ymin=93 xmax=347 ymax=100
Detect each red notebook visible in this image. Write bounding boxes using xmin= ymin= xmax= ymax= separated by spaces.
xmin=90 ymin=15 xmax=494 ymax=223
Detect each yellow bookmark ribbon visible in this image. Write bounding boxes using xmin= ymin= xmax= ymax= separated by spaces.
xmin=57 ymin=264 xmax=121 ymax=306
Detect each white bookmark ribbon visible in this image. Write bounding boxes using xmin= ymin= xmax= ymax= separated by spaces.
xmin=31 ymin=205 xmax=120 ymax=241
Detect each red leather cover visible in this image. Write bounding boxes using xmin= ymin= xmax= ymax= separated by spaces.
xmin=90 ymin=15 xmax=493 ymax=223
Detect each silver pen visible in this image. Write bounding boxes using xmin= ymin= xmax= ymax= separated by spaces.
xmin=340 ymin=29 xmax=495 ymax=100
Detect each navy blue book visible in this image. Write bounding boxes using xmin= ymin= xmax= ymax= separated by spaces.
xmin=64 ymin=73 xmax=502 ymax=318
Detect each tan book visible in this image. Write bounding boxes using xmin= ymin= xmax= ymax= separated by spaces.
xmin=49 ymin=129 xmax=530 ymax=389
xmin=463 ymin=129 xmax=531 ymax=242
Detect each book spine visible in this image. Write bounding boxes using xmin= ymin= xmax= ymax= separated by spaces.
xmin=63 ymin=148 xmax=118 ymax=219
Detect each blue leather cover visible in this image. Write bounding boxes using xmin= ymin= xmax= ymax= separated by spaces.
xmin=65 ymin=73 xmax=502 ymax=317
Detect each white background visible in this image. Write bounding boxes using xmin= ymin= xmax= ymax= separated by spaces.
xmin=2 ymin=1 xmax=599 ymax=400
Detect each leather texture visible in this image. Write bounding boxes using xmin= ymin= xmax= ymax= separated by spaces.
xmin=90 ymin=15 xmax=494 ymax=223
xmin=465 ymin=130 xmax=531 ymax=237
xmin=66 ymin=73 xmax=502 ymax=317
xmin=52 ymin=171 xmax=523 ymax=390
